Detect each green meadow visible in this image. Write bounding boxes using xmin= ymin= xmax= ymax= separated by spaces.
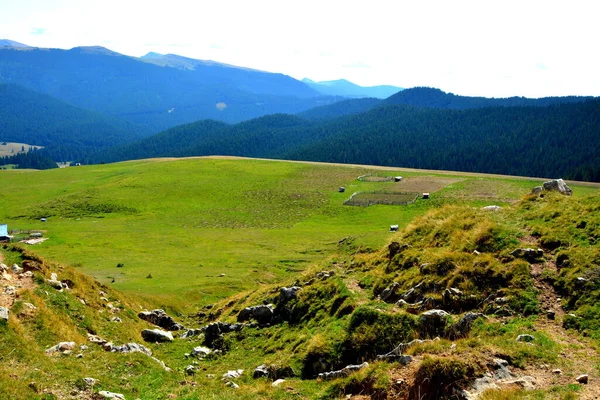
xmin=1 ymin=157 xmax=592 ymax=310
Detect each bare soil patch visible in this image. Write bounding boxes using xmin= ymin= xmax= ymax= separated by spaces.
xmin=395 ymin=176 xmax=464 ymax=193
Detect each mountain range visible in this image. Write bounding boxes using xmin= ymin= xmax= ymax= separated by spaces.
xmin=302 ymin=78 xmax=402 ymax=98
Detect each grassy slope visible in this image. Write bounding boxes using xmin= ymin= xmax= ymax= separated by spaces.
xmin=1 ymin=158 xmax=578 ymax=311
xmin=1 ymin=158 xmax=600 ymax=399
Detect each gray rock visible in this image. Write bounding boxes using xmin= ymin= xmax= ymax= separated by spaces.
xmin=82 ymin=378 xmax=97 ymax=387
xmin=184 ymin=365 xmax=196 ymax=375
xmin=45 ymin=341 xmax=76 ymax=354
xmin=237 ymin=304 xmax=274 ymax=324
xmin=516 ymin=334 xmax=536 ymax=342
xmin=3 ymin=286 xmax=15 ymax=296
xmin=317 ymin=362 xmax=369 ymax=380
xmin=191 ymin=346 xmax=212 ymax=358
xmin=543 ymin=179 xmax=572 ymax=196
xmin=279 ymin=286 xmax=301 ymax=303
xmin=204 ymin=322 xmax=244 ymax=347
xmin=107 ymin=343 xmax=152 ymax=356
xmin=491 ymin=358 xmax=513 ymax=380
xmin=180 ymin=328 xmax=204 ymax=339
xmin=552 ymin=369 xmax=562 ymax=375
xmin=377 ymin=338 xmax=438 ymax=360
xmin=11 ymin=264 xmax=23 ymax=274
xmin=448 ymin=312 xmax=484 ymax=339
xmin=253 ymin=364 xmax=269 ymax=379
xmin=46 ymin=279 xmax=64 ymax=290
xmin=0 ymin=306 xmax=9 ymax=323
xmin=98 ymin=391 xmax=125 ymax=399
xmin=141 ymin=329 xmax=174 ymax=343
xmin=225 ymin=381 xmax=239 ymax=389
xmin=0 ymin=263 xmax=7 ymax=271
xmin=138 ymin=309 xmax=184 ymax=331
xmin=531 ymin=186 xmax=543 ymax=195
xmin=272 ymin=379 xmax=285 ymax=387
xmin=380 ymin=282 xmax=402 ymax=303
xmin=418 ymin=309 xmax=451 ymax=338
xmin=501 ymin=376 xmax=536 ymax=390
xmin=576 ymin=374 xmax=588 ymax=384
xmin=510 ymin=248 xmax=544 ymax=262
xmin=223 ymin=369 xmax=244 ymax=379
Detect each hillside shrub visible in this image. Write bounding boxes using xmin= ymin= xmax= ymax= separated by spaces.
xmin=409 ymin=355 xmax=479 ymax=400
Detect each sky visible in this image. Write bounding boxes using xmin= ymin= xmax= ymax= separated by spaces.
xmin=1 ymin=0 xmax=599 ymax=98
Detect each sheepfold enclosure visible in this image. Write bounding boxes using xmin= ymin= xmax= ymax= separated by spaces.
xmin=344 ymin=191 xmax=419 ymax=207
xmin=357 ymin=174 xmax=395 ymax=182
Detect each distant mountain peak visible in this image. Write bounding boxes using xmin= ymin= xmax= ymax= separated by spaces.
xmin=303 ymin=77 xmax=403 ymax=99
xmin=0 ymin=39 xmax=30 ymax=48
xmin=70 ymin=46 xmax=122 ymax=56
xmin=141 ymin=52 xmax=164 ymax=59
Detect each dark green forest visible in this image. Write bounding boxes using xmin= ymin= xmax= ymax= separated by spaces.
xmin=0 ymin=83 xmax=147 ymax=161
xmin=0 ymin=150 xmax=58 ymax=170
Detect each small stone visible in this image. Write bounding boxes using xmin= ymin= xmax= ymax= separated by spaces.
xmin=11 ymin=264 xmax=23 ymax=274
xmin=222 ymin=369 xmax=243 ymax=379
xmin=552 ymin=369 xmax=562 ymax=375
xmin=98 ymin=391 xmax=125 ymax=399
xmin=82 ymin=377 xmax=97 ymax=387
xmin=184 ymin=365 xmax=196 ymax=375
xmin=141 ymin=329 xmax=174 ymax=343
xmin=225 ymin=381 xmax=239 ymax=389
xmin=0 ymin=306 xmax=9 ymax=323
xmin=191 ymin=346 xmax=212 ymax=358
xmin=77 ymin=353 xmax=83 ymax=358
xmin=45 ymin=341 xmax=76 ymax=354
xmin=576 ymin=374 xmax=588 ymax=384
xmin=516 ymin=334 xmax=536 ymax=342
xmin=272 ymin=379 xmax=285 ymax=387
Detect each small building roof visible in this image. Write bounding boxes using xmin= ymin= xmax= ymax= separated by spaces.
xmin=0 ymin=224 xmax=8 ymax=237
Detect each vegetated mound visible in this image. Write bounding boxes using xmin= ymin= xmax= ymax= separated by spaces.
xmin=2 ymin=188 xmax=600 ymax=399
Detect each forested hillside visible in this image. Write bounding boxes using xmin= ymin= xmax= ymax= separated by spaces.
xmin=0 ymin=84 xmax=147 ymax=161
xmin=87 ymin=99 xmax=600 ymax=181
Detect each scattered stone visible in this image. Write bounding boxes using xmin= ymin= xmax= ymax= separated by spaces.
xmin=206 ymin=374 xmax=215 ymax=379
xmin=180 ymin=329 xmax=203 ymax=339
xmin=447 ymin=312 xmax=485 ymax=339
xmin=82 ymin=378 xmax=97 ymax=387
xmin=531 ymin=186 xmax=543 ymax=195
xmin=552 ymin=369 xmax=562 ymax=375
xmin=218 ymin=273 xmax=226 ymax=277
xmin=542 ymin=179 xmax=573 ymax=196
xmin=418 ymin=309 xmax=451 ymax=338
xmin=516 ymin=334 xmax=536 ymax=342
xmin=3 ymin=285 xmax=16 ymax=296
xmin=0 ymin=306 xmax=9 ymax=323
xmin=547 ymin=310 xmax=556 ymax=320
xmin=576 ymin=374 xmax=588 ymax=384
xmin=510 ymin=248 xmax=544 ymax=262
xmin=50 ymin=272 xmax=58 ymax=281
xmin=225 ymin=381 xmax=239 ymax=389
xmin=317 ymin=362 xmax=369 ymax=380
xmin=46 ymin=279 xmax=64 ymax=290
xmin=98 ymin=391 xmax=125 ymax=399
xmin=223 ymin=369 xmax=244 ymax=379
xmin=106 ymin=342 xmax=152 ymax=356
xmin=138 ymin=309 xmax=184 ymax=331
xmin=191 ymin=346 xmax=212 ymax=358
xmin=316 ymin=270 xmax=335 ymax=280
xmin=184 ymin=365 xmax=196 ymax=375
xmin=11 ymin=264 xmax=23 ymax=274
xmin=491 ymin=358 xmax=513 ymax=380
xmin=253 ymin=364 xmax=269 ymax=379
xmin=204 ymin=322 xmax=244 ymax=347
xmin=279 ymin=286 xmax=301 ymax=302
xmin=377 ymin=338 xmax=439 ymax=361
xmin=272 ymin=379 xmax=285 ymax=387
xmin=19 ymin=271 xmax=33 ymax=278
xmin=141 ymin=329 xmax=174 ymax=343
xmin=45 ymin=341 xmax=76 ymax=354
xmin=0 ymin=263 xmax=7 ymax=271
xmin=237 ymin=304 xmax=274 ymax=325
xmin=111 ymin=317 xmax=122 ymax=323
xmin=482 ymin=205 xmax=501 ymax=211
xmin=380 ymin=282 xmax=402 ymax=303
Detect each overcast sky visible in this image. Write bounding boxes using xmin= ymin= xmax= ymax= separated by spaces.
xmin=1 ymin=0 xmax=598 ymax=98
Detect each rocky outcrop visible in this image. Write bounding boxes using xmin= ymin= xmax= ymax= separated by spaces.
xmin=204 ymin=322 xmax=245 ymax=347
xmin=138 ymin=309 xmax=184 ymax=331
xmin=516 ymin=334 xmax=535 ymax=342
xmin=190 ymin=346 xmax=212 ymax=358
xmin=252 ymin=364 xmax=295 ymax=380
xmin=317 ymin=362 xmax=369 ymax=380
xmin=237 ymin=304 xmax=274 ymax=325
xmin=447 ymin=312 xmax=485 ymax=339
xmin=141 ymin=329 xmax=174 ymax=343
xmin=418 ymin=309 xmax=451 ymax=338
xmin=542 ymin=179 xmax=572 ymax=196
xmin=380 ymin=282 xmax=402 ymax=303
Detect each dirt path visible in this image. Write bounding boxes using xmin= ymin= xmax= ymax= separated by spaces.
xmin=527 ymin=257 xmax=600 ymax=399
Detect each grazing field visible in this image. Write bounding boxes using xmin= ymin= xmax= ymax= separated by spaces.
xmin=0 ymin=141 xmax=43 ymax=157
xmin=0 ymin=157 xmax=594 ymax=310
xmin=344 ymin=191 xmax=419 ymax=207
